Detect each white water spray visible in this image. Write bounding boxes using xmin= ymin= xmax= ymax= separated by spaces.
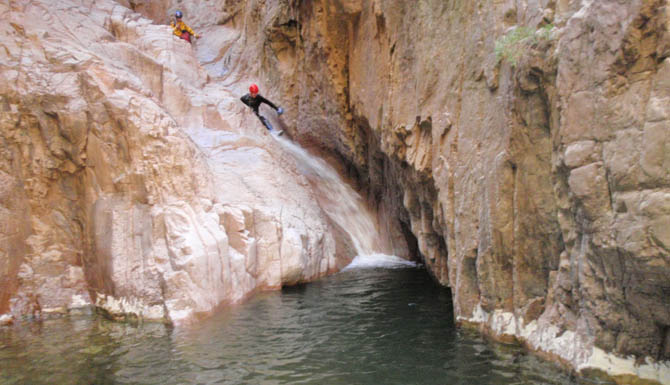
xmin=275 ymin=136 xmax=383 ymax=257
xmin=343 ymin=253 xmax=417 ymax=270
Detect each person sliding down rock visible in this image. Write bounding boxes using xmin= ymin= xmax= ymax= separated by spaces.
xmin=170 ymin=10 xmax=201 ymax=43
xmin=241 ymin=84 xmax=285 ymax=135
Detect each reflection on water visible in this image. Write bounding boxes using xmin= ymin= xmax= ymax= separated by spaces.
xmin=0 ymin=267 xmax=579 ymax=385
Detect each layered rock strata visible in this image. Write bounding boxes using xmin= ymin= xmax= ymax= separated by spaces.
xmin=0 ymin=0 xmax=375 ymax=325
xmin=2 ymin=0 xmax=669 ymax=383
xmin=191 ymin=0 xmax=670 ymax=383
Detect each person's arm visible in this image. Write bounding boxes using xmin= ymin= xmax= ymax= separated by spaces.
xmin=240 ymin=94 xmax=251 ymax=107
xmin=259 ymin=95 xmax=284 ymax=115
xmin=258 ymin=95 xmax=279 ymax=111
xmin=182 ymin=23 xmax=198 ymax=38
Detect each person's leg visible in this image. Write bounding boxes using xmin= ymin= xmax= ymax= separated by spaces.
xmin=258 ymin=115 xmax=273 ymax=131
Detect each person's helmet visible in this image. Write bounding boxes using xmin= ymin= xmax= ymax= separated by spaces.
xmin=249 ymin=84 xmax=259 ymax=94
xmin=175 ymin=10 xmax=183 ymax=18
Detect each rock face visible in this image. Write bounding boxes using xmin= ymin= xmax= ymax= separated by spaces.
xmin=184 ymin=0 xmax=670 ymax=382
xmin=2 ymin=0 xmax=670 ymax=383
xmin=0 ymin=0 xmax=385 ymax=325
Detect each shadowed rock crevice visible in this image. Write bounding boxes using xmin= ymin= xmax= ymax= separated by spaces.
xmin=660 ymin=324 xmax=670 ymax=361
xmin=350 ymin=111 xmax=447 ymax=274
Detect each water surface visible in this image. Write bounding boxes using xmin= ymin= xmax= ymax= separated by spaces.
xmin=0 ymin=263 xmax=579 ymax=384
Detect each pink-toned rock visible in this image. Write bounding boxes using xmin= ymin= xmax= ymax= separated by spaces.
xmin=0 ymin=0 xmax=389 ymax=326
xmin=3 ymin=0 xmax=669 ymax=383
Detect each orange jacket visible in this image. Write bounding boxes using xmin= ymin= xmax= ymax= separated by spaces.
xmin=171 ymin=20 xmax=198 ymax=38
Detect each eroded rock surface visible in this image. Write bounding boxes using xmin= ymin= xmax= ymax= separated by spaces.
xmin=184 ymin=0 xmax=670 ymax=382
xmin=0 ymin=0 xmax=371 ymax=325
xmin=2 ymin=0 xmax=670 ymax=383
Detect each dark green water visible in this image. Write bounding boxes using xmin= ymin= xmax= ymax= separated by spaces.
xmin=0 ymin=265 xmax=579 ymax=384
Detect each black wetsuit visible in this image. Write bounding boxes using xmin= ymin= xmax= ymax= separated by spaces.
xmin=241 ymin=93 xmax=279 ymax=131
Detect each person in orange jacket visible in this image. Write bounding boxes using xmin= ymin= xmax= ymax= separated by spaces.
xmin=170 ymin=10 xmax=201 ymax=43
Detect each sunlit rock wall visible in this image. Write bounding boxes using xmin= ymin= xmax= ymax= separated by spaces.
xmin=188 ymin=0 xmax=670 ymax=382
xmin=2 ymin=0 xmax=669 ymax=381
xmin=0 ymin=0 xmax=356 ymax=325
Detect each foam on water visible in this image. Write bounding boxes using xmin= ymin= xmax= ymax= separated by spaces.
xmin=343 ymin=253 xmax=418 ymax=270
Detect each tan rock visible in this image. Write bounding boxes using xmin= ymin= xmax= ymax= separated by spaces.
xmin=564 ymin=141 xmax=599 ymax=169
xmin=0 ymin=0 xmax=390 ymax=326
xmin=641 ymin=121 xmax=670 ymax=182
xmin=4 ymin=0 xmax=669 ymax=382
xmin=212 ymin=0 xmax=670 ymax=381
xmin=568 ymin=163 xmax=612 ymax=219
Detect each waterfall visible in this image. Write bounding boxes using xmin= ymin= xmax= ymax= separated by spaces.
xmin=275 ymin=136 xmax=383 ymax=257
xmin=184 ymin=123 xmax=389 ymax=259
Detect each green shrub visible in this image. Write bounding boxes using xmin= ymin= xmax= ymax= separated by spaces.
xmin=495 ymin=24 xmax=554 ymax=66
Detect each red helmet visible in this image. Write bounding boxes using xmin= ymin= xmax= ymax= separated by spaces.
xmin=249 ymin=84 xmax=259 ymax=94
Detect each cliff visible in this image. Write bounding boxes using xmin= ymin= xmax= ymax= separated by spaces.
xmin=1 ymin=0 xmax=669 ymax=383
xmin=0 ymin=0 xmax=389 ymax=326
xmin=188 ymin=0 xmax=669 ymax=382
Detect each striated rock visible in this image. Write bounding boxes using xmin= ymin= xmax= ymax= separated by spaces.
xmin=200 ymin=0 xmax=670 ymax=382
xmin=0 ymin=0 xmax=384 ymax=326
xmin=3 ymin=0 xmax=669 ymax=383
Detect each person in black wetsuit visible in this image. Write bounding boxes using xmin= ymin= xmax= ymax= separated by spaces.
xmin=240 ymin=84 xmax=284 ymax=133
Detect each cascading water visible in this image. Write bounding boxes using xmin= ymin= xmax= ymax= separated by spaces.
xmin=186 ymin=123 xmax=412 ymax=268
xmin=274 ymin=136 xmax=385 ymax=258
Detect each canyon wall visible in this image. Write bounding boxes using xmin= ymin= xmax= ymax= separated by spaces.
xmin=195 ymin=0 xmax=670 ymax=382
xmin=1 ymin=0 xmax=669 ymax=383
xmin=0 ymin=0 xmax=373 ymax=326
